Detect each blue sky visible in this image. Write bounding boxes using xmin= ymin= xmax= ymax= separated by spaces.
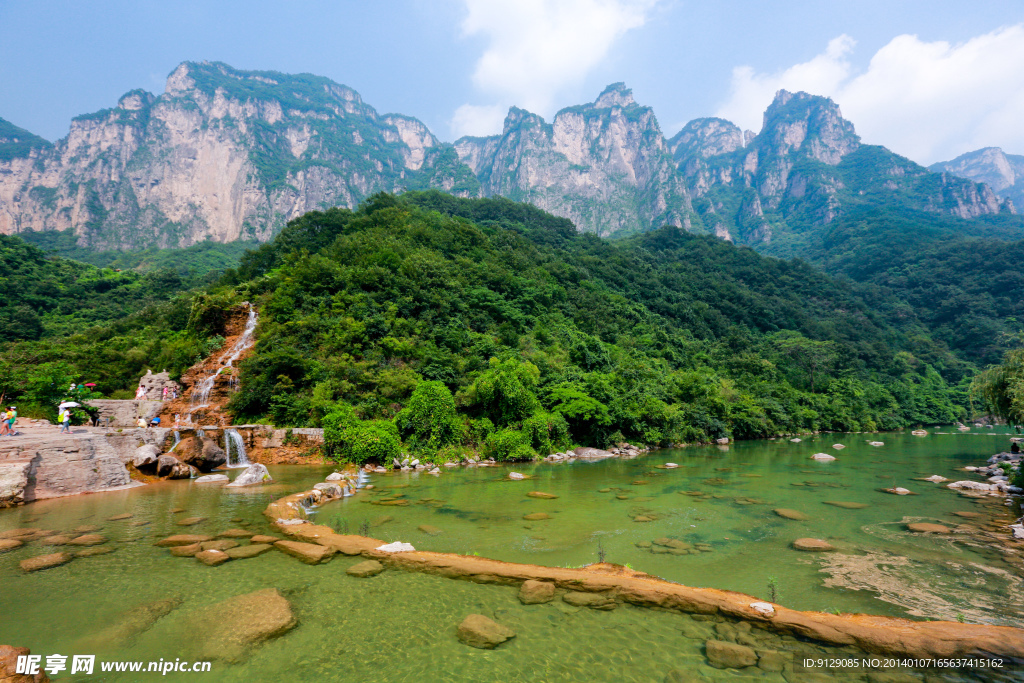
xmin=1 ymin=0 xmax=1022 ymax=163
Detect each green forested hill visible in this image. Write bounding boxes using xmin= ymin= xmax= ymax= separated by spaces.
xmin=0 ymin=193 xmax=976 ymax=455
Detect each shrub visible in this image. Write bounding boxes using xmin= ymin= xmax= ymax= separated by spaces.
xmin=483 ymin=427 xmax=536 ymax=461
xmin=395 ymin=380 xmax=462 ymax=453
xmin=346 ymin=421 xmax=401 ymax=465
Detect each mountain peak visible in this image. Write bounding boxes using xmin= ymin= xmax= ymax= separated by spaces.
xmin=595 ymin=82 xmax=634 ymax=109
xmin=760 ymin=89 xmax=859 ymax=165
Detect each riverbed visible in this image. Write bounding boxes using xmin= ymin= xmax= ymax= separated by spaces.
xmin=1 ymin=428 xmax=1020 ymax=681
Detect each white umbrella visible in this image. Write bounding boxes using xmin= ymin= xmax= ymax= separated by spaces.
xmin=58 ymin=402 xmax=80 ymax=409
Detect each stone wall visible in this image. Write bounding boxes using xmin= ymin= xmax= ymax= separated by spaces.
xmin=90 ymin=400 xmax=164 ymax=427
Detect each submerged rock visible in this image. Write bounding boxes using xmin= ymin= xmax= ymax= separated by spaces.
xmin=523 ymin=513 xmax=551 ymax=521
xmin=217 ymin=528 xmax=254 ymax=539
xmin=224 ymin=544 xmax=272 ymax=559
xmin=20 ymin=552 xmax=73 ymax=572
xmin=226 ymin=463 xmax=273 ymax=488
xmin=249 ymin=534 xmax=280 ymax=544
xmin=170 ymin=543 xmax=202 ymax=557
xmin=67 ymin=534 xmax=107 ymax=546
xmin=824 ymin=501 xmax=869 ymax=509
xmin=792 ymin=538 xmax=835 ymax=552
xmin=773 ymin=509 xmax=810 ymax=521
xmin=518 ymin=580 xmax=556 ymax=604
xmin=456 ymin=614 xmax=516 ymax=649
xmin=200 ymin=540 xmax=239 ymax=552
xmin=155 ymin=534 xmax=212 ymax=547
xmin=106 ymin=513 xmax=134 ymax=521
xmin=526 ymin=491 xmax=558 ymax=499
xmin=176 ymin=516 xmax=206 ymax=526
xmin=0 ymin=539 xmax=23 ymax=552
xmin=509 ymin=472 xmax=525 ymax=480
xmin=187 ymin=588 xmax=297 ymax=662
xmin=417 ymin=525 xmax=443 ymax=536
xmin=562 ymin=591 xmax=616 ymax=610
xmin=705 ymin=639 xmax=757 ymax=669
xmin=78 ymin=597 xmax=181 ymax=650
xmin=907 ymin=523 xmax=951 ymax=534
xmin=346 ymin=560 xmax=384 ymax=577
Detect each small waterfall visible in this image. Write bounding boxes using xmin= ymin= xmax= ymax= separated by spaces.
xmin=225 ymin=429 xmax=250 ymax=468
xmin=186 ymin=305 xmax=258 ymax=424
xmin=166 ymin=430 xmax=182 ymax=453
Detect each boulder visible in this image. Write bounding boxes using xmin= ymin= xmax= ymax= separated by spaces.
xmin=226 ymin=463 xmax=273 ymax=488
xmin=773 ymin=508 xmax=810 ymax=521
xmin=705 ymin=639 xmax=757 ymax=669
xmin=155 ymin=534 xmax=212 ymax=547
xmin=518 ymin=580 xmax=556 ymax=604
xmin=185 ymin=588 xmax=297 ymax=662
xmin=179 ymin=437 xmax=227 ymax=473
xmin=832 ymin=444 xmax=846 ymax=449
xmin=376 ymin=541 xmax=415 ymax=552
xmin=158 ymin=455 xmax=195 ymax=479
xmin=811 ymin=453 xmax=836 ymax=461
xmin=325 ymin=472 xmax=344 ymax=481
xmin=132 ymin=444 xmax=161 ymax=471
xmin=907 ymin=523 xmax=951 ymax=534
xmin=562 ymin=591 xmax=616 ymax=610
xmin=0 ymin=461 xmax=32 ymax=508
xmin=455 ymin=614 xmax=516 ymax=649
xmin=194 ymin=474 xmax=229 ymax=484
xmin=224 ymin=544 xmax=273 ymax=559
xmin=948 ymin=481 xmax=995 ymax=492
xmin=0 ymin=644 xmax=51 ymax=683
xmin=509 ymin=472 xmax=525 ymax=480
xmin=313 ymin=482 xmax=343 ymax=498
xmin=792 ymin=538 xmax=835 ymax=552
xmin=20 ymin=552 xmax=73 ymax=572
xmin=274 ymin=540 xmax=336 ymax=564
xmin=195 ymin=549 xmax=231 ymax=566
xmin=346 ymin=560 xmax=384 ymax=577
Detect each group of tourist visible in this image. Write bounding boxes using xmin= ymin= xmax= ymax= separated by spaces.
xmin=0 ymin=406 xmax=17 ymax=436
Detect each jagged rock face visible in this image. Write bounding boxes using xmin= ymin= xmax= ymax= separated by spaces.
xmin=673 ymin=89 xmax=1013 ymax=248
xmin=0 ymin=62 xmax=475 ymax=248
xmin=455 ymin=83 xmax=694 ymax=237
xmin=931 ymin=147 xmax=1024 ymax=212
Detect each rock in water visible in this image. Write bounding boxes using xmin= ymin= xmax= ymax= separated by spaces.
xmin=194 ymin=474 xmax=229 ymax=484
xmin=0 ymin=645 xmax=50 ymax=683
xmin=526 ymin=491 xmax=558 ymax=499
xmin=562 ymin=591 xmax=616 ymax=610
xmin=274 ymin=540 xmax=336 ymax=564
xmin=572 ymin=447 xmax=616 ymax=459
xmin=20 ymin=552 xmax=73 ymax=572
xmin=773 ymin=508 xmax=810 ymax=521
xmin=77 ymin=597 xmax=181 ymax=650
xmin=518 ymin=580 xmax=556 ymax=604
xmin=195 ymin=549 xmax=231 ymax=566
xmin=811 ymin=453 xmax=836 ymax=461
xmin=186 ymin=588 xmax=297 ymax=662
xmin=509 ymin=472 xmax=525 ymax=480
xmin=0 ymin=539 xmax=23 ymax=552
xmin=67 ymin=534 xmax=107 ymax=546
xmin=455 ymin=614 xmax=516 ymax=649
xmin=907 ymin=523 xmax=951 ymax=533
xmin=791 ymin=538 xmax=835 ymax=552
xmin=417 ymin=525 xmax=442 ymax=536
xmin=226 ymin=464 xmax=273 ymax=488
xmin=325 ymin=472 xmax=344 ymax=481
xmin=823 ymin=501 xmax=869 ymax=509
xmin=705 ymin=639 xmax=757 ymax=669
xmin=346 ymin=560 xmax=384 ymax=577
xmin=180 ymin=437 xmax=227 ymax=473
xmin=523 ymin=513 xmax=551 ymax=521
xmin=224 ymin=544 xmax=273 ymax=559
xmin=155 ymin=534 xmax=212 ymax=547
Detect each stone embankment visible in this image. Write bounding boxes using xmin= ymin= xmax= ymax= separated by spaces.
xmin=0 ymin=423 xmax=167 ymax=506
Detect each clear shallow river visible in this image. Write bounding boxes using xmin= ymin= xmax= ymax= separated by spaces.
xmin=1 ymin=428 xmax=1021 ymax=682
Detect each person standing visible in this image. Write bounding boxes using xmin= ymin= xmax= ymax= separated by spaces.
xmin=5 ymin=407 xmax=16 ymax=436
xmin=59 ymin=408 xmax=71 ymax=434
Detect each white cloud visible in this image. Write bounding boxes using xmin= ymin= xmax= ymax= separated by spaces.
xmin=716 ymin=25 xmax=1024 ymax=164
xmin=450 ymin=0 xmax=657 ymax=139
xmin=450 ymin=103 xmax=507 ymax=138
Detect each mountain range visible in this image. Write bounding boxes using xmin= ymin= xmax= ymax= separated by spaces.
xmin=0 ymin=61 xmax=1016 ymax=252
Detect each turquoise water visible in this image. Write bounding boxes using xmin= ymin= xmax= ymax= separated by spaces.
xmin=0 ymin=428 xmax=1020 ymax=681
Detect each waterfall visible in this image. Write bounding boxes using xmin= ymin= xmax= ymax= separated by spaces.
xmin=166 ymin=430 xmax=182 ymax=453
xmin=225 ymin=429 xmax=250 ymax=468
xmin=186 ymin=304 xmax=259 ymax=424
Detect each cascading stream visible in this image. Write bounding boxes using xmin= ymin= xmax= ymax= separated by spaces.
xmin=184 ymin=304 xmax=258 ymax=426
xmin=224 ymin=429 xmax=250 ymax=468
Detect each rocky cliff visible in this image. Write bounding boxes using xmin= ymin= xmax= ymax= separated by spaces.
xmin=0 ymin=64 xmax=1015 ymax=251
xmin=454 ymin=83 xmax=694 ymax=237
xmin=0 ymin=62 xmax=477 ymax=249
xmin=930 ymin=147 xmax=1024 ymax=213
